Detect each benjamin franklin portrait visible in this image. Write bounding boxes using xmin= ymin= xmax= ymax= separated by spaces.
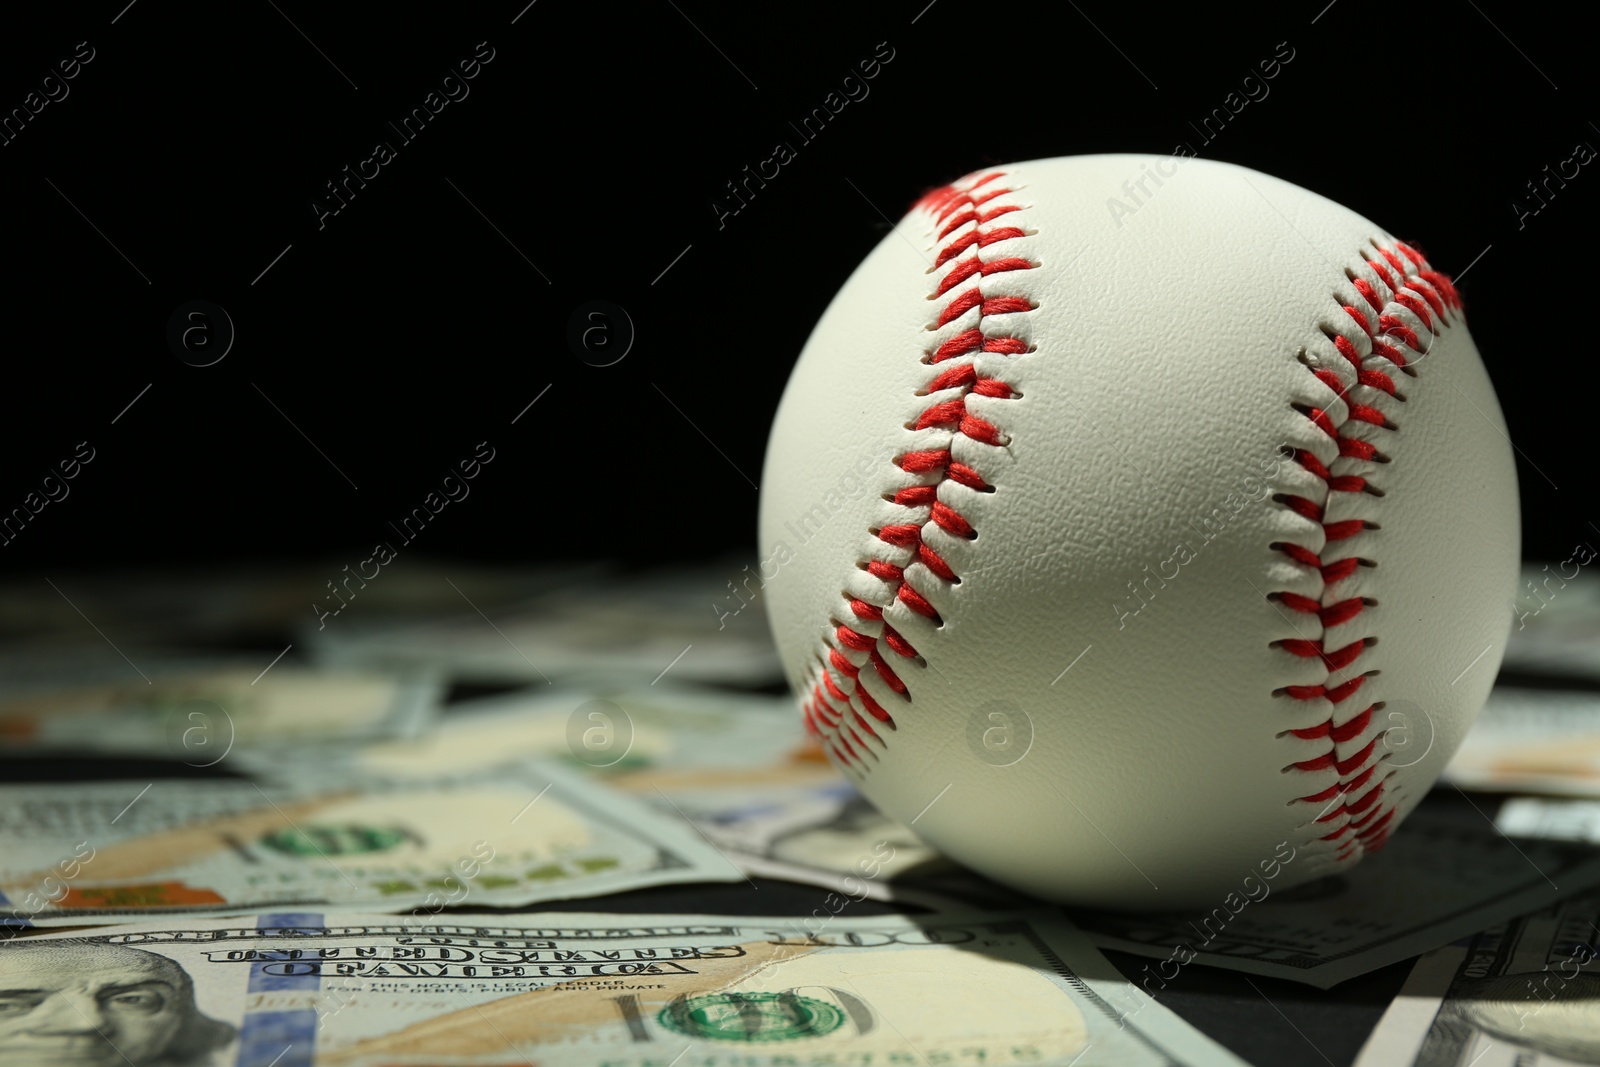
xmin=0 ymin=941 xmax=236 ymax=1066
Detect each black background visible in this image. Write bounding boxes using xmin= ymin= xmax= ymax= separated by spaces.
xmin=0 ymin=0 xmax=1591 ymax=578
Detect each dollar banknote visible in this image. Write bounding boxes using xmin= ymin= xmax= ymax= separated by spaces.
xmin=312 ymin=683 xmax=815 ymax=783
xmin=251 ymin=684 xmax=1021 ymax=908
xmin=1354 ymin=890 xmax=1600 ymax=1066
xmin=0 ymin=910 xmax=1251 ymax=1066
xmin=1504 ymin=557 xmax=1600 ymax=681
xmin=1073 ymin=799 xmax=1600 ymax=988
xmin=1496 ymin=796 xmax=1600 ymax=845
xmin=304 ymin=560 xmax=783 ymax=687
xmin=628 ymin=767 xmax=1037 ymax=909
xmin=0 ymin=561 xmax=591 ymax=647
xmin=0 ymin=760 xmax=741 ymax=930
xmin=1444 ymin=688 xmax=1600 ymax=797
xmin=0 ymin=652 xmax=437 ymax=756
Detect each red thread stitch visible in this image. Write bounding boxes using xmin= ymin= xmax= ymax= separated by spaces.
xmin=800 ymin=170 xmax=1037 ymax=766
xmin=1274 ymin=238 xmax=1464 ymax=859
xmin=797 ymin=177 xmax=1460 ymax=873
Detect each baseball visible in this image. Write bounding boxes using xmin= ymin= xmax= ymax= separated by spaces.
xmin=758 ymin=154 xmax=1519 ymax=910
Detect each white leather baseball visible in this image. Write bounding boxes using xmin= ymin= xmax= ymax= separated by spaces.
xmin=758 ymin=154 xmax=1519 ymax=910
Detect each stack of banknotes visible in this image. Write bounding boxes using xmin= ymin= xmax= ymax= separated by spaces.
xmin=2 ymin=559 xmax=1598 ymax=1066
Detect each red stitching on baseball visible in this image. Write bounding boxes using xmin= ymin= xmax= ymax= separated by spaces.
xmin=803 ymin=170 xmax=1038 ymax=767
xmin=882 ymin=625 xmax=918 ymax=659
xmin=1273 ymin=238 xmax=1465 ymax=857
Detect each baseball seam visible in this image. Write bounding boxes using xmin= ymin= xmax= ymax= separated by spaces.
xmin=796 ymin=169 xmax=1466 ymax=873
xmin=1274 ymin=238 xmax=1463 ymax=864
xmin=801 ymin=169 xmax=1038 ymax=768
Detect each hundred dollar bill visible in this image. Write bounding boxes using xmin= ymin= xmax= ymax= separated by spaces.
xmin=1353 ymin=890 xmax=1600 ymax=1066
xmin=0 ymin=760 xmax=741 ymax=930
xmin=304 ymin=561 xmax=783 ymax=687
xmin=1444 ymin=688 xmax=1600 ymax=797
xmin=1072 ymin=800 xmax=1600 ymax=989
xmin=0 ymin=561 xmax=588 ymax=647
xmin=0 ymin=910 xmax=1250 ymax=1066
xmin=323 ymin=683 xmax=816 ymax=782
xmin=632 ymin=768 xmax=1036 ymax=909
xmin=1504 ymin=557 xmax=1600 ymax=681
xmin=1497 ymin=796 xmax=1600 ymax=843
xmin=260 ymin=684 xmax=1020 ymax=907
xmin=0 ymin=653 xmax=438 ymax=755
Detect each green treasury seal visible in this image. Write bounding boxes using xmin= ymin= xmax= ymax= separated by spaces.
xmin=657 ymin=991 xmax=846 ymax=1042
